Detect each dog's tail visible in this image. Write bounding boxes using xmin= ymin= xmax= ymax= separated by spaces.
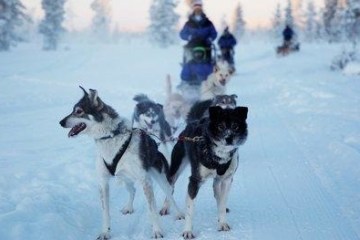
xmin=186 ymin=99 xmax=213 ymax=124
xmin=133 ymin=94 xmax=151 ymax=103
xmin=165 ymin=74 xmax=172 ymax=98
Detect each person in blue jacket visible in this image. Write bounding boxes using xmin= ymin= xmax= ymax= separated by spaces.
xmin=180 ymin=46 xmax=213 ymax=84
xmin=217 ymin=27 xmax=237 ymax=65
xmin=283 ymin=25 xmax=294 ymax=46
xmin=180 ymin=0 xmax=217 ymax=62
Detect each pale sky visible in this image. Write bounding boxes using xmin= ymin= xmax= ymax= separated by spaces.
xmin=23 ymin=0 xmax=324 ymax=32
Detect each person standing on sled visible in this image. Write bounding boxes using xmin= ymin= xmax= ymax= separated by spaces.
xmin=282 ymin=25 xmax=294 ymax=47
xmin=217 ymin=26 xmax=237 ymax=66
xmin=180 ymin=0 xmax=217 ymax=70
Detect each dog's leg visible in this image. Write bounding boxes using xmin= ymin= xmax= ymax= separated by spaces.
xmin=97 ymin=179 xmax=111 ymax=240
xmin=216 ymin=177 xmax=233 ymax=231
xmin=161 ymin=141 xmax=188 ymax=216
xmin=142 ymin=178 xmax=163 ymax=238
xmin=213 ymin=177 xmax=230 ymax=214
xmin=121 ymin=181 xmax=135 ymax=215
xmin=183 ymin=176 xmax=201 ymax=239
xmin=152 ymin=170 xmax=184 ymax=219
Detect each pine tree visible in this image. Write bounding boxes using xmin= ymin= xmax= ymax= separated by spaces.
xmin=285 ymin=0 xmax=295 ymax=27
xmin=323 ymin=0 xmax=338 ymax=42
xmin=39 ymin=0 xmax=66 ymax=51
xmin=272 ymin=3 xmax=283 ymax=39
xmin=329 ymin=3 xmax=346 ymax=42
xmin=148 ymin=0 xmax=179 ymax=48
xmin=91 ymin=0 xmax=111 ymax=41
xmin=0 ymin=0 xmax=30 ymax=51
xmin=231 ymin=2 xmax=246 ymax=39
xmin=304 ymin=1 xmax=317 ymax=41
xmin=345 ymin=0 xmax=360 ymax=48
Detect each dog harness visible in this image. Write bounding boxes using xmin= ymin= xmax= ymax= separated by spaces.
xmin=97 ymin=122 xmax=124 ymax=141
xmin=103 ymin=133 xmax=133 ymax=176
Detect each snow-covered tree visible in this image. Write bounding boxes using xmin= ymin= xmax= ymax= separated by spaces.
xmin=39 ymin=0 xmax=66 ymax=51
xmin=329 ymin=3 xmax=347 ymax=42
xmin=322 ymin=0 xmax=338 ymax=41
xmin=231 ymin=2 xmax=246 ymax=39
xmin=148 ymin=0 xmax=179 ymax=48
xmin=91 ymin=0 xmax=111 ymax=41
xmin=272 ymin=3 xmax=283 ymax=39
xmin=0 ymin=0 xmax=30 ymax=51
xmin=304 ymin=1 xmax=317 ymax=41
xmin=344 ymin=0 xmax=360 ymax=48
xmin=284 ymin=0 xmax=295 ymax=27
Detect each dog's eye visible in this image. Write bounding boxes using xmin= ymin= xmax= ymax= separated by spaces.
xmin=217 ymin=123 xmax=225 ymax=131
xmin=74 ymin=108 xmax=84 ymax=115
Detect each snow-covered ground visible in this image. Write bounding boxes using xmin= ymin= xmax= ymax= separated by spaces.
xmin=0 ymin=39 xmax=359 ymax=240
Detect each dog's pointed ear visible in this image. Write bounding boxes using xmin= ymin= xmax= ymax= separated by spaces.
xmin=89 ymin=88 xmax=104 ymax=110
xmin=213 ymin=64 xmax=219 ymax=73
xmin=208 ymin=106 xmax=223 ymax=120
xmin=234 ymin=106 xmax=248 ymax=120
xmin=79 ymin=86 xmax=88 ymax=96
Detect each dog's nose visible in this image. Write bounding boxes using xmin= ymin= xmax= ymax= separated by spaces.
xmin=151 ymin=120 xmax=156 ymax=124
xmin=59 ymin=118 xmax=66 ymax=127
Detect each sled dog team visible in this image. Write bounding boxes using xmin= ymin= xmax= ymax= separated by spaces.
xmin=59 ymin=60 xmax=248 ymax=240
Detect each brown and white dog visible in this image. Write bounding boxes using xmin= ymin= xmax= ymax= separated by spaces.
xmin=200 ymin=60 xmax=235 ymax=100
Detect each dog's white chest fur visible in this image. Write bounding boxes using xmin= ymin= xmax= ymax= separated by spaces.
xmin=212 ymin=143 xmax=237 ymax=164
xmin=200 ymin=75 xmax=226 ymax=100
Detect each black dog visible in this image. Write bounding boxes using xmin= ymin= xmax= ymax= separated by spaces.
xmin=167 ymin=106 xmax=248 ymax=239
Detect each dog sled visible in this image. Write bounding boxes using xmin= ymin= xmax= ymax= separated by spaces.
xmin=276 ymin=41 xmax=300 ymax=56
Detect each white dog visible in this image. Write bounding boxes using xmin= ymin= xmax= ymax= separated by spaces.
xmin=200 ymin=60 xmax=235 ymax=100
xmin=163 ymin=75 xmax=190 ymax=135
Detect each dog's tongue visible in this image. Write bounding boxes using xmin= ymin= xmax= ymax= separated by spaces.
xmin=68 ymin=123 xmax=86 ymax=137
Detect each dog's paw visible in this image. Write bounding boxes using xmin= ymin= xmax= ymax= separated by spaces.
xmin=96 ymin=232 xmax=111 ymax=240
xmin=182 ymin=231 xmax=195 ymax=239
xmin=218 ymin=222 xmax=231 ymax=231
xmin=121 ymin=207 xmax=134 ymax=215
xmin=159 ymin=207 xmax=169 ymax=216
xmin=152 ymin=231 xmax=164 ymax=239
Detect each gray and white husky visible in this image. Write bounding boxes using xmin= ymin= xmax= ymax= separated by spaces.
xmin=167 ymin=106 xmax=248 ymax=239
xmin=132 ymin=94 xmax=172 ymax=143
xmin=187 ymin=94 xmax=238 ymax=124
xmin=59 ymin=87 xmax=183 ymax=240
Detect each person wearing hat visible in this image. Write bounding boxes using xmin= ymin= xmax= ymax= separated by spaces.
xmin=180 ymin=46 xmax=213 ymax=83
xmin=180 ymin=0 xmax=217 ymax=61
xmin=217 ymin=26 xmax=237 ymax=65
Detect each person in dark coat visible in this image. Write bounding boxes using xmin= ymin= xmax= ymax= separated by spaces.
xmin=180 ymin=0 xmax=217 ymax=62
xmin=180 ymin=46 xmax=213 ymax=84
xmin=217 ymin=27 xmax=237 ymax=64
xmin=282 ymin=25 xmax=294 ymax=46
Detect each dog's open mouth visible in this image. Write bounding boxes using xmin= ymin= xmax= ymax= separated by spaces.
xmin=68 ymin=123 xmax=86 ymax=137
xmin=220 ymin=79 xmax=226 ymax=86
